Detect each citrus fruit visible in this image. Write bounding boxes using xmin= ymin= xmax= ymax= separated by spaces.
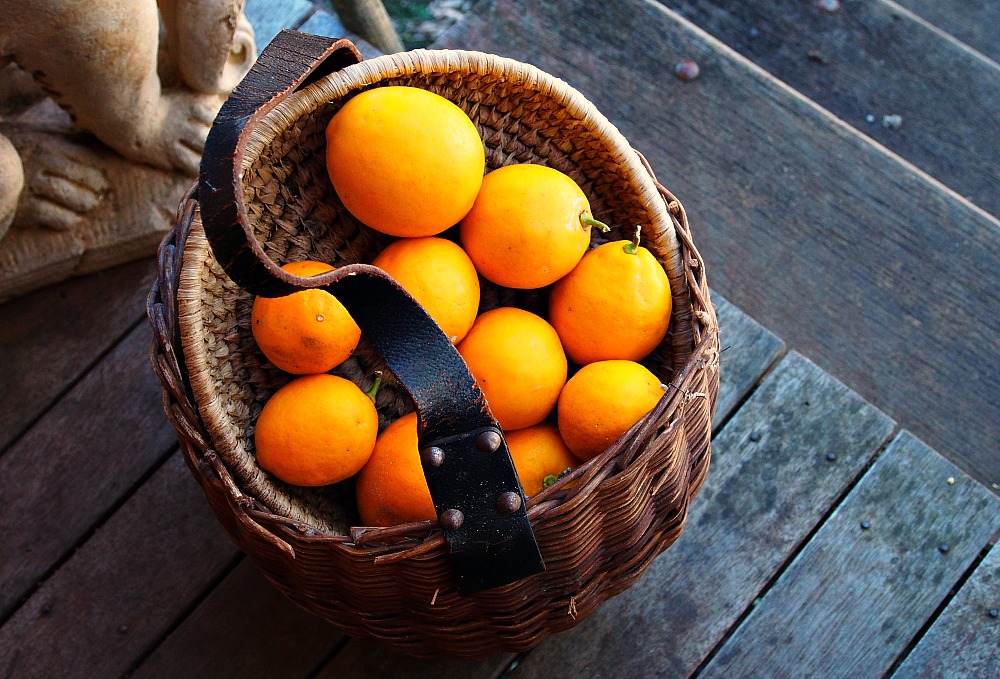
xmin=250 ymin=260 xmax=361 ymax=375
xmin=355 ymin=412 xmax=437 ymax=526
xmin=557 ymin=360 xmax=664 ymax=461
xmin=506 ymin=423 xmax=580 ymax=496
xmin=457 ymin=307 xmax=567 ymax=431
xmin=372 ymin=236 xmax=481 ymax=344
xmin=325 ymin=85 xmax=485 ymax=237
xmin=549 ymin=231 xmax=672 ymax=365
xmin=254 ymin=374 xmax=378 ymax=486
xmin=459 ymin=163 xmax=609 ymax=289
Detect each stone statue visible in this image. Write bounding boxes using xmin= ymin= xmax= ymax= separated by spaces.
xmin=0 ymin=0 xmax=256 ymax=301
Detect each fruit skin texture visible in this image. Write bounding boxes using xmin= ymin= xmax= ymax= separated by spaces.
xmin=355 ymin=412 xmax=436 ymax=526
xmin=459 ymin=164 xmax=596 ymax=289
xmin=557 ymin=360 xmax=664 ymax=461
xmin=549 ymin=239 xmax=672 ymax=366
xmin=457 ymin=307 xmax=568 ymax=431
xmin=325 ymin=86 xmax=485 ymax=237
xmin=372 ymin=236 xmax=481 ymax=344
xmin=506 ymin=424 xmax=580 ymax=496
xmin=254 ymin=374 xmax=378 ymax=487
xmin=251 ymin=260 xmax=361 ymax=375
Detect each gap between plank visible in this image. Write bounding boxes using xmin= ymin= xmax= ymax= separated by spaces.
xmin=689 ymin=425 xmax=902 ymax=678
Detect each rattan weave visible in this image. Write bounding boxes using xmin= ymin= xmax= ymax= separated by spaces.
xmin=148 ymin=41 xmax=720 ymax=658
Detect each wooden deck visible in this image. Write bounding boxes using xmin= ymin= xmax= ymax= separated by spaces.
xmin=1 ymin=1 xmax=998 ymax=677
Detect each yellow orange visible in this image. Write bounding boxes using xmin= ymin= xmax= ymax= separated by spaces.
xmin=326 ymin=86 xmax=485 ymax=236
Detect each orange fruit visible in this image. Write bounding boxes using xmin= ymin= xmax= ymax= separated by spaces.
xmin=325 ymin=86 xmax=485 ymax=237
xmin=457 ymin=307 xmax=567 ymax=431
xmin=506 ymin=423 xmax=580 ymax=496
xmin=254 ymin=374 xmax=378 ymax=486
xmin=355 ymin=412 xmax=436 ymax=526
xmin=459 ymin=164 xmax=608 ymax=289
xmin=549 ymin=234 xmax=671 ymax=365
xmin=557 ymin=360 xmax=664 ymax=461
xmin=251 ymin=260 xmax=361 ymax=374
xmin=371 ymin=236 xmax=481 ymax=344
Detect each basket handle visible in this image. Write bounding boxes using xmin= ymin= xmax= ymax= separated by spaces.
xmin=198 ymin=30 xmax=544 ymax=594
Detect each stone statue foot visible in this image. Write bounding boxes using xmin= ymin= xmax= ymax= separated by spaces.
xmin=14 ymin=139 xmax=108 ymax=232
xmin=124 ymin=89 xmax=222 ymax=176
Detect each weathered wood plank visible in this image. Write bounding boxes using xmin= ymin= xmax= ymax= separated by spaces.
xmin=129 ymin=558 xmax=344 ymax=679
xmin=0 ymin=257 xmax=155 ymax=451
xmin=496 ymin=352 xmax=896 ymax=678
xmin=0 ymin=454 xmax=239 ymax=679
xmin=314 ymin=639 xmax=513 ymax=679
xmin=700 ymin=432 xmax=1000 ymax=678
xmin=439 ymin=0 xmax=1000 ymax=492
xmin=891 ymin=0 xmax=1000 ymax=63
xmin=243 ymin=0 xmax=314 ymax=47
xmin=891 ymin=543 xmax=1000 ymax=679
xmin=0 ymin=322 xmax=179 ymax=620
xmin=660 ymin=0 xmax=1000 ymax=217
xmin=711 ymin=290 xmax=784 ymax=429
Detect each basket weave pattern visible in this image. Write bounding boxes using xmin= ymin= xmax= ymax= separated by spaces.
xmin=148 ymin=47 xmax=719 ymax=658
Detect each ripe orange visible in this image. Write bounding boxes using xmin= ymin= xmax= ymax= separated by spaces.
xmin=457 ymin=307 xmax=567 ymax=431
xmin=506 ymin=423 xmax=580 ymax=496
xmin=371 ymin=236 xmax=481 ymax=344
xmin=250 ymin=260 xmax=361 ymax=375
xmin=254 ymin=374 xmax=378 ymax=486
xmin=549 ymin=234 xmax=671 ymax=365
xmin=325 ymin=86 xmax=485 ymax=237
xmin=459 ymin=164 xmax=608 ymax=289
xmin=557 ymin=360 xmax=665 ymax=461
xmin=355 ymin=412 xmax=436 ymax=526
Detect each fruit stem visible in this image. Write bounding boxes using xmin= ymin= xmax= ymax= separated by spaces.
xmin=624 ymin=225 xmax=642 ymax=254
xmin=580 ymin=212 xmax=610 ymax=233
xmin=364 ymin=371 xmax=383 ymax=403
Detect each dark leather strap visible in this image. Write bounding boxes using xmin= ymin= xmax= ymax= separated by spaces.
xmin=197 ymin=30 xmax=544 ymax=594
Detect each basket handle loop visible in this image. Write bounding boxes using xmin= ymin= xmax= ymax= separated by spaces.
xmin=197 ymin=30 xmax=545 ymax=594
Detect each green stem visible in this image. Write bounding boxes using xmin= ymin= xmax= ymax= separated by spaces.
xmin=580 ymin=212 xmax=610 ymax=233
xmin=364 ymin=372 xmax=383 ymax=403
xmin=624 ymin=225 xmax=642 ymax=254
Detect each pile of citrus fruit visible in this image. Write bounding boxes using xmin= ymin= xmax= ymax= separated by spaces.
xmin=250 ymin=85 xmax=673 ymax=527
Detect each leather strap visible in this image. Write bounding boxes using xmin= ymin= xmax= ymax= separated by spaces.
xmin=197 ymin=30 xmax=544 ymax=594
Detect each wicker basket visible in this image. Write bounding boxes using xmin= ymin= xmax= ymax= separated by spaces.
xmin=147 ymin=30 xmax=719 ymax=658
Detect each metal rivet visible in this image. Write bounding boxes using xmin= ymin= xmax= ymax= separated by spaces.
xmin=826 ymin=452 xmax=837 ymax=462
xmin=860 ymin=521 xmax=870 ymax=530
xmin=440 ymin=509 xmax=464 ymax=531
xmin=938 ymin=544 xmax=950 ymax=554
xmin=749 ymin=432 xmax=761 ymax=442
xmin=476 ymin=429 xmax=502 ymax=453
xmin=988 ymin=608 xmax=998 ymax=618
xmin=420 ymin=446 xmax=445 ymax=467
xmin=497 ymin=491 xmax=522 ymax=514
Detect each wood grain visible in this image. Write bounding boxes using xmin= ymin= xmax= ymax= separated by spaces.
xmin=891 ymin=0 xmax=1000 ymax=62
xmin=0 ymin=257 xmax=155 ymax=452
xmin=130 ymin=558 xmax=345 ymax=679
xmin=243 ymin=0 xmax=315 ymax=47
xmin=659 ymin=0 xmax=1000 ymax=217
xmin=499 ymin=352 xmax=896 ymax=678
xmin=891 ymin=542 xmax=1000 ymax=679
xmin=439 ymin=0 xmax=1000 ymax=491
xmin=0 ymin=454 xmax=238 ymax=679
xmin=700 ymin=432 xmax=1000 ymax=679
xmin=314 ymin=639 xmax=513 ymax=679
xmin=0 ymin=322 xmax=179 ymax=620
xmin=711 ymin=290 xmax=784 ymax=429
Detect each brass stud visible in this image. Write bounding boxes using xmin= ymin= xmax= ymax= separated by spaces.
xmin=476 ymin=429 xmax=502 ymax=453
xmin=497 ymin=491 xmax=522 ymax=514
xmin=421 ymin=446 xmax=445 ymax=467
xmin=440 ymin=508 xmax=464 ymax=531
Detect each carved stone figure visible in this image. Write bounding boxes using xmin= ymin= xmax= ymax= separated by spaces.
xmin=0 ymin=0 xmax=256 ymax=301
